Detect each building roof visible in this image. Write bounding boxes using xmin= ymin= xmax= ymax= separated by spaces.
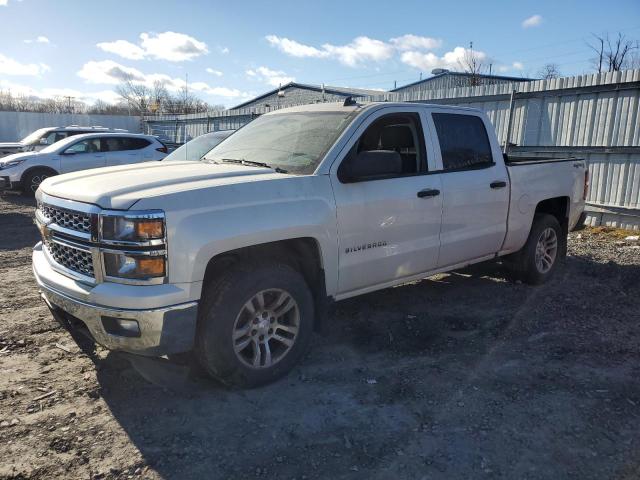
xmin=391 ymin=71 xmax=535 ymax=92
xmin=231 ymin=82 xmax=384 ymax=110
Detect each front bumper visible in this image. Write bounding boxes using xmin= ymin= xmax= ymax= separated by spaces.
xmin=33 ymin=243 xmax=199 ymax=356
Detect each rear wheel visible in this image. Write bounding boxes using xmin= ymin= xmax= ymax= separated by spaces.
xmin=22 ymin=169 xmax=54 ymax=196
xmin=510 ymin=213 xmax=563 ymax=285
xmin=196 ymin=261 xmax=314 ymax=388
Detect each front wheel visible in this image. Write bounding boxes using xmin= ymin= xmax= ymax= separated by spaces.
xmin=22 ymin=169 xmax=54 ymax=196
xmin=196 ymin=261 xmax=314 ymax=388
xmin=510 ymin=213 xmax=563 ymax=285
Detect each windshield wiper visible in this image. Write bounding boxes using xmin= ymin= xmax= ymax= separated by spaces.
xmin=219 ymin=158 xmax=288 ymax=173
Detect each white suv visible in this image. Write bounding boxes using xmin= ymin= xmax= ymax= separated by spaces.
xmin=0 ymin=125 xmax=129 ymax=158
xmin=0 ymin=132 xmax=167 ymax=195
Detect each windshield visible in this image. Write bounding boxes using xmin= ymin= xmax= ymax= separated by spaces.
xmin=163 ymin=131 xmax=233 ymax=162
xmin=203 ymin=111 xmax=356 ymax=174
xmin=20 ymin=128 xmax=51 ymax=146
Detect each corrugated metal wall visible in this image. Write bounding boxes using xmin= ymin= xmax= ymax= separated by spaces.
xmin=0 ymin=111 xmax=142 ymax=142
xmin=391 ymin=73 xmax=529 ymax=94
xmin=143 ymin=69 xmax=640 ymax=220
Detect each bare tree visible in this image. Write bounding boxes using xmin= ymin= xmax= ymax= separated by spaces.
xmin=115 ymin=75 xmax=153 ymax=114
xmin=588 ymin=33 xmax=638 ymax=73
xmin=116 ymin=77 xmax=213 ymax=115
xmin=537 ymin=63 xmax=561 ymax=80
xmin=457 ymin=42 xmax=487 ymax=86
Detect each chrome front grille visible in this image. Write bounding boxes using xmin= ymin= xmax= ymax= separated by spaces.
xmin=44 ymin=240 xmax=94 ymax=278
xmin=39 ymin=203 xmax=91 ymax=234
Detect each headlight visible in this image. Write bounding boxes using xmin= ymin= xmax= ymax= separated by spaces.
xmin=103 ymin=252 xmax=166 ymax=279
xmin=101 ymin=213 xmax=164 ymax=242
xmin=0 ymin=158 xmax=26 ymax=170
xmin=99 ymin=211 xmax=167 ymax=283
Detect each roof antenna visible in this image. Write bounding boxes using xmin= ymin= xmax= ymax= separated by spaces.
xmin=343 ymin=96 xmax=357 ymax=106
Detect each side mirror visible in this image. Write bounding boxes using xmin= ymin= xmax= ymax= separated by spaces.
xmin=61 ymin=150 xmax=76 ymax=155
xmin=39 ymin=138 xmax=48 ymax=145
xmin=342 ymin=150 xmax=402 ymax=182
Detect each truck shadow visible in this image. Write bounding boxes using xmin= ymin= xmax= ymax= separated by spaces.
xmin=90 ymin=254 xmax=640 ymax=479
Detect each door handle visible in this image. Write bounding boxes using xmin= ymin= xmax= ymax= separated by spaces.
xmin=490 ymin=181 xmax=507 ymax=189
xmin=417 ymin=188 xmax=440 ymax=198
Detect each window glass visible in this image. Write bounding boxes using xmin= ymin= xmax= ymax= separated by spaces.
xmin=432 ymin=113 xmax=493 ymax=170
xmin=164 ymin=131 xmax=233 ymax=161
xmin=64 ymin=138 xmax=101 ymax=154
xmin=102 ymin=137 xmax=122 ymax=152
xmin=353 ymin=113 xmax=424 ymax=175
xmin=120 ymin=137 xmax=151 ymax=150
xmin=43 ymin=131 xmax=60 ymax=145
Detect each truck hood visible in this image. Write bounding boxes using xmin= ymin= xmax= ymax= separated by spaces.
xmin=39 ymin=160 xmax=288 ymax=210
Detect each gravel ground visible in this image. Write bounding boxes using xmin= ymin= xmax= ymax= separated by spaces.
xmin=1 ymin=192 xmax=639 ymax=480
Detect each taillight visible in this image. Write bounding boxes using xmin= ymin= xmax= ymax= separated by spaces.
xmin=156 ymin=146 xmax=168 ymax=153
xmin=583 ymin=170 xmax=589 ymax=200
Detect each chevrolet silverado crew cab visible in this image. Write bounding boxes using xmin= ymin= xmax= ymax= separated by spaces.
xmin=32 ymin=102 xmax=588 ymax=387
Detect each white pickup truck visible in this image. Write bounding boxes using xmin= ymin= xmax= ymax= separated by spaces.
xmin=32 ymin=101 xmax=588 ymax=387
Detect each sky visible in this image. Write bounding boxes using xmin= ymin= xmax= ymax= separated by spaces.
xmin=0 ymin=0 xmax=638 ymax=108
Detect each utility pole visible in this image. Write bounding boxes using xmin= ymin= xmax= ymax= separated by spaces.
xmin=63 ymin=96 xmax=74 ymax=113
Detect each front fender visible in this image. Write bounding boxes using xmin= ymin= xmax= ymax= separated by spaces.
xmin=137 ymin=175 xmax=339 ymax=296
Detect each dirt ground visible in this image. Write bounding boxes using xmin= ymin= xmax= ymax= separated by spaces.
xmin=1 ymin=192 xmax=639 ymax=480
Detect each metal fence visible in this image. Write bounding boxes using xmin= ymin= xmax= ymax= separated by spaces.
xmin=143 ymin=69 xmax=640 ymax=228
xmin=0 ymin=111 xmax=142 ymax=142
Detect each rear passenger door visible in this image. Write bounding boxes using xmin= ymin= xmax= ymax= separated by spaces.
xmin=429 ymin=111 xmax=509 ymax=267
xmin=104 ymin=137 xmax=150 ymax=166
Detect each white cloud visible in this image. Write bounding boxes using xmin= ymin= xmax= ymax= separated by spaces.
xmin=219 ymin=46 xmax=230 ymax=54
xmin=266 ymin=35 xmax=327 ymax=58
xmin=77 ymin=60 xmax=245 ymax=99
xmin=0 ymin=79 xmax=121 ymax=104
xmin=206 ymin=68 xmax=223 ymax=77
xmin=390 ymin=34 xmax=442 ymax=51
xmin=322 ymin=36 xmax=395 ymax=66
xmin=266 ymin=34 xmax=441 ymax=67
xmin=140 ymin=31 xmax=208 ymax=61
xmin=522 ymin=14 xmax=543 ymax=28
xmin=97 ymin=39 xmax=145 ymax=60
xmin=78 ymin=60 xmax=147 ymax=85
xmin=0 ymin=53 xmax=50 ymax=76
xmin=246 ymin=66 xmax=294 ymax=87
xmin=24 ymin=36 xmax=50 ymax=44
xmin=400 ymin=46 xmax=488 ymax=71
xmin=97 ymin=31 xmax=208 ymax=62
xmin=497 ymin=61 xmax=525 ymax=73
xmin=0 ymin=0 xmax=8 ymax=6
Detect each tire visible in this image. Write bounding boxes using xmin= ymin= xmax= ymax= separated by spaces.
xmin=22 ymin=169 xmax=54 ymax=196
xmin=196 ymin=261 xmax=315 ymax=388
xmin=510 ymin=213 xmax=563 ymax=285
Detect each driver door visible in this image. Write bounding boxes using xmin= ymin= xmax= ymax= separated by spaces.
xmin=330 ymin=107 xmax=443 ymax=296
xmin=59 ymin=138 xmax=106 ymax=174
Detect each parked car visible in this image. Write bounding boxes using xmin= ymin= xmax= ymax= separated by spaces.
xmin=0 ymin=132 xmax=167 ymax=195
xmin=32 ymin=101 xmax=588 ymax=387
xmin=0 ymin=125 xmax=128 ymax=158
xmin=162 ymin=130 xmax=235 ymax=161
